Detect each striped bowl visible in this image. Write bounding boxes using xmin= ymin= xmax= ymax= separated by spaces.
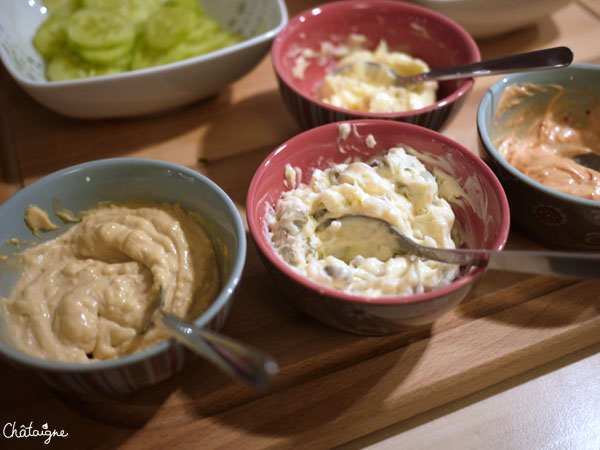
xmin=271 ymin=0 xmax=479 ymax=131
xmin=0 ymin=159 xmax=246 ymax=396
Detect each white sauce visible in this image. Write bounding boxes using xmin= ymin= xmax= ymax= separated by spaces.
xmin=267 ymin=143 xmax=459 ymax=297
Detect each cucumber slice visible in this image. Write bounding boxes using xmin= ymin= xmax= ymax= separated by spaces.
xmin=82 ymin=0 xmax=161 ymax=27
xmin=73 ymin=41 xmax=133 ymax=65
xmin=43 ymin=0 xmax=81 ymax=14
xmin=130 ymin=41 xmax=165 ymax=70
xmin=37 ymin=0 xmax=243 ymax=80
xmin=46 ymin=49 xmax=125 ymax=81
xmin=186 ymin=15 xmax=221 ymax=43
xmin=181 ymin=30 xmax=242 ymax=59
xmin=142 ymin=6 xmax=197 ymax=50
xmin=33 ymin=15 xmax=67 ymax=60
xmin=165 ymin=0 xmax=204 ymax=14
xmin=132 ymin=13 xmax=243 ymax=70
xmin=67 ymin=9 xmax=135 ymax=50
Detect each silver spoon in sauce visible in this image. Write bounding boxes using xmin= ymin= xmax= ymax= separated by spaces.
xmin=573 ymin=153 xmax=600 ymax=171
xmin=316 ymin=216 xmax=600 ymax=279
xmin=139 ymin=287 xmax=279 ymax=389
xmin=334 ymin=46 xmax=573 ymax=87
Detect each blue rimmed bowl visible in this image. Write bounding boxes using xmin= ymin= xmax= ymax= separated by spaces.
xmin=477 ymin=62 xmax=600 ymax=250
xmin=271 ymin=0 xmax=480 ymax=131
xmin=0 ymin=158 xmax=246 ymax=395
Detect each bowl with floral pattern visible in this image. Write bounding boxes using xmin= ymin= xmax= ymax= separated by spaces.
xmin=477 ymin=63 xmax=600 ymax=250
xmin=247 ymin=120 xmax=509 ymax=335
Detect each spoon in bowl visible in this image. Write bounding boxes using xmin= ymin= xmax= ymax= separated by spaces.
xmin=316 ymin=216 xmax=600 ymax=279
xmin=573 ymin=153 xmax=600 ymax=171
xmin=139 ymin=287 xmax=279 ymax=389
xmin=334 ymin=46 xmax=574 ymax=87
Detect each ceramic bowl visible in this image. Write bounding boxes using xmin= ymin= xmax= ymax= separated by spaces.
xmin=271 ymin=0 xmax=480 ymax=131
xmin=247 ymin=120 xmax=509 ymax=335
xmin=405 ymin=0 xmax=573 ymax=39
xmin=0 ymin=158 xmax=246 ymax=395
xmin=477 ymin=63 xmax=600 ymax=250
xmin=0 ymin=0 xmax=287 ymax=118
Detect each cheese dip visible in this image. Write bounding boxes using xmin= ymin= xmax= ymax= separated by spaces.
xmin=267 ymin=146 xmax=459 ymax=297
xmin=0 ymin=202 xmax=221 ymax=363
xmin=318 ymin=41 xmax=438 ymax=113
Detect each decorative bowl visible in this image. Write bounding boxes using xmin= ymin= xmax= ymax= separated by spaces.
xmin=477 ymin=62 xmax=600 ymax=250
xmin=271 ymin=0 xmax=480 ymax=131
xmin=247 ymin=120 xmax=509 ymax=335
xmin=0 ymin=158 xmax=246 ymax=395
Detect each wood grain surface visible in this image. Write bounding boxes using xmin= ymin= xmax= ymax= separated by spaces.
xmin=0 ymin=1 xmax=599 ymax=449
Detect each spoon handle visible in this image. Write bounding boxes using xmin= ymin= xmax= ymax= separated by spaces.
xmin=161 ymin=312 xmax=279 ymax=389
xmin=413 ymin=46 xmax=573 ymax=83
xmin=487 ymin=249 xmax=600 ymax=278
xmin=419 ymin=246 xmax=600 ymax=279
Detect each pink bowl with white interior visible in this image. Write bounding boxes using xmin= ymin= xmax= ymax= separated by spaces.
xmin=271 ymin=0 xmax=480 ymax=131
xmin=247 ymin=120 xmax=509 ymax=334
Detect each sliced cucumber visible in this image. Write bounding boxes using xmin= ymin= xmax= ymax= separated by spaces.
xmin=165 ymin=0 xmax=204 ymax=14
xmin=33 ymin=15 xmax=68 ymax=60
xmin=46 ymin=49 xmax=125 ymax=81
xmin=73 ymin=41 xmax=133 ymax=65
xmin=130 ymin=41 xmax=165 ymax=70
xmin=142 ymin=6 xmax=197 ymax=51
xmin=181 ymin=30 xmax=242 ymax=59
xmin=43 ymin=0 xmax=81 ymax=14
xmin=82 ymin=0 xmax=162 ymax=27
xmin=132 ymin=14 xmax=242 ymax=70
xmin=186 ymin=15 xmax=221 ymax=43
xmin=36 ymin=0 xmax=245 ymax=81
xmin=67 ymin=9 xmax=135 ymax=50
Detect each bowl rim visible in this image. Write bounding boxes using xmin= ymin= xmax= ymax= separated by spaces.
xmin=1 ymin=0 xmax=289 ymax=89
xmin=271 ymin=0 xmax=480 ymax=119
xmin=247 ymin=119 xmax=511 ymax=306
xmin=477 ymin=62 xmax=600 ymax=207
xmin=0 ymin=157 xmax=247 ymax=372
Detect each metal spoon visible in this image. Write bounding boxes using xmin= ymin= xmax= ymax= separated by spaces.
xmin=335 ymin=46 xmax=573 ymax=87
xmin=140 ymin=287 xmax=279 ymax=389
xmin=573 ymin=153 xmax=600 ymax=171
xmin=316 ymin=216 xmax=600 ymax=279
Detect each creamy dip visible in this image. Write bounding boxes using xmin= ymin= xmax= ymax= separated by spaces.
xmin=494 ymin=83 xmax=600 ymax=201
xmin=24 ymin=205 xmax=58 ymax=236
xmin=0 ymin=202 xmax=221 ymax=363
xmin=267 ymin=144 xmax=459 ymax=297
xmin=317 ymin=40 xmax=438 ymax=113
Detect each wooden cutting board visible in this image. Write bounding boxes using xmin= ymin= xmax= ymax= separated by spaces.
xmin=1 ymin=232 xmax=598 ymax=449
xmin=1 ymin=2 xmax=600 ymax=448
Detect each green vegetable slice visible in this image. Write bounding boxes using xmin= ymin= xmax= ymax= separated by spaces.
xmin=186 ymin=15 xmax=221 ymax=43
xmin=73 ymin=41 xmax=133 ymax=65
xmin=67 ymin=9 xmax=135 ymax=49
xmin=181 ymin=30 xmax=243 ymax=59
xmin=165 ymin=0 xmax=204 ymax=13
xmin=33 ymin=16 xmax=68 ymax=60
xmin=142 ymin=6 xmax=197 ymax=50
xmin=43 ymin=0 xmax=81 ymax=15
xmin=82 ymin=0 xmax=162 ymax=27
xmin=35 ymin=0 xmax=246 ymax=81
xmin=46 ymin=49 xmax=125 ymax=81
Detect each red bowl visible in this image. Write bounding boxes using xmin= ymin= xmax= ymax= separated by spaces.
xmin=247 ymin=120 xmax=509 ymax=334
xmin=271 ymin=0 xmax=480 ymax=131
